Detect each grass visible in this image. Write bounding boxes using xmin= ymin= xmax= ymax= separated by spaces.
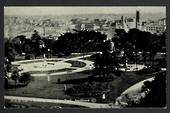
xmin=65 ymin=60 xmax=86 ymax=67
xmin=6 ymin=53 xmax=165 ymax=107
xmin=80 ymin=56 xmax=94 ymax=61
xmin=5 ymin=76 xmax=71 ymax=99
xmin=5 ymin=70 xmax=154 ymax=104
xmin=106 ymin=72 xmax=154 ymax=102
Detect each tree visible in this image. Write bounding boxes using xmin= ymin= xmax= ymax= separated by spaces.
xmin=93 ymin=39 xmax=120 ymax=79
xmin=128 ymin=71 xmax=166 ymax=107
xmin=11 ymin=70 xmax=19 ymax=86
xmin=65 ymin=82 xmax=111 ymax=102
xmin=11 ymin=35 xmax=26 ymax=55
xmin=31 ymin=30 xmax=42 ymax=58
xmin=5 ymin=39 xmax=16 ymax=62
xmin=19 ymin=72 xmax=31 ymax=85
xmin=52 ymin=30 xmax=107 ymax=55
xmin=4 ymin=77 xmax=9 ymax=89
xmin=115 ymin=28 xmax=165 ymax=68
xmin=4 ymin=70 xmax=9 ymax=89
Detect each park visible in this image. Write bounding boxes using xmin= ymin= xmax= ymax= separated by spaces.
xmin=4 ymin=28 xmax=166 ymax=108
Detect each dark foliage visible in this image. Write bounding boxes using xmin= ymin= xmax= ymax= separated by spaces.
xmin=11 ymin=70 xmax=20 ymax=86
xmin=65 ymin=82 xmax=111 ymax=98
xmin=136 ymin=66 xmax=162 ymax=75
xmin=19 ymin=72 xmax=32 ymax=85
xmin=52 ymin=30 xmax=107 ymax=55
xmin=128 ymin=71 xmax=166 ymax=107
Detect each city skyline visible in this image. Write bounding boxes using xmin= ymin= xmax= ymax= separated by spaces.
xmin=4 ymin=6 xmax=166 ymax=16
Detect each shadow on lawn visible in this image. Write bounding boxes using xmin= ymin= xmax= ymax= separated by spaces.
xmin=56 ymin=78 xmax=93 ymax=84
xmin=56 ymin=75 xmax=116 ymax=84
xmin=6 ymin=84 xmax=28 ymax=89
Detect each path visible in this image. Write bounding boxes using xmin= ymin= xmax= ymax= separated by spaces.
xmin=5 ymin=96 xmax=118 ymax=108
xmin=12 ymin=55 xmax=94 ymax=77
xmin=115 ymin=77 xmax=154 ymax=106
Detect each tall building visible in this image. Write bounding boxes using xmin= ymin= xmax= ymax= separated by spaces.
xmin=136 ymin=10 xmax=140 ymax=29
xmin=121 ymin=16 xmax=124 ymax=28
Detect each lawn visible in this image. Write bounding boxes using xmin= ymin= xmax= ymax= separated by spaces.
xmin=5 ymin=70 xmax=154 ymax=103
xmin=65 ymin=60 xmax=86 ymax=67
xmin=5 ymin=53 xmax=163 ymax=105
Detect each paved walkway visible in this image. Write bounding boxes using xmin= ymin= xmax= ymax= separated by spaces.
xmin=5 ymin=96 xmax=118 ymax=108
xmin=115 ymin=77 xmax=154 ymax=106
xmin=12 ymin=54 xmax=148 ymax=76
xmin=12 ymin=55 xmax=94 ymax=77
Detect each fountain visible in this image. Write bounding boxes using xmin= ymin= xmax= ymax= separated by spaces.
xmin=12 ymin=53 xmax=92 ymax=83
xmin=41 ymin=48 xmax=51 ymax=81
xmin=42 ymin=53 xmax=51 ymax=82
xmin=43 ymin=54 xmax=47 ymax=68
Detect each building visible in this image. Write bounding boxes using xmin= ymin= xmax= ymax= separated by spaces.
xmin=123 ymin=17 xmax=136 ymax=32
xmin=115 ymin=11 xmax=141 ymax=32
xmin=99 ymin=22 xmax=116 ymax=39
xmin=83 ymin=23 xmax=94 ymax=31
xmin=115 ymin=19 xmax=123 ymax=29
xmin=158 ymin=18 xmax=166 ymax=31
xmin=136 ymin=10 xmax=140 ymax=29
xmin=142 ymin=18 xmax=166 ymax=34
xmin=144 ymin=23 xmax=166 ymax=34
xmin=93 ymin=24 xmax=100 ymax=30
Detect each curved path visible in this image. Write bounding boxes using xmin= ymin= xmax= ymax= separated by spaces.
xmin=5 ymin=96 xmax=117 ymax=108
xmin=12 ymin=54 xmax=147 ymax=77
xmin=115 ymin=77 xmax=154 ymax=106
xmin=12 ymin=55 xmax=94 ymax=77
xmin=121 ymin=77 xmax=154 ymax=95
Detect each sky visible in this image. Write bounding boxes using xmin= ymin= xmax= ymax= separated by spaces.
xmin=4 ymin=6 xmax=166 ymax=16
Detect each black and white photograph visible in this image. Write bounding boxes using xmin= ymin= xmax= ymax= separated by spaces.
xmin=4 ymin=6 xmax=166 ymax=108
